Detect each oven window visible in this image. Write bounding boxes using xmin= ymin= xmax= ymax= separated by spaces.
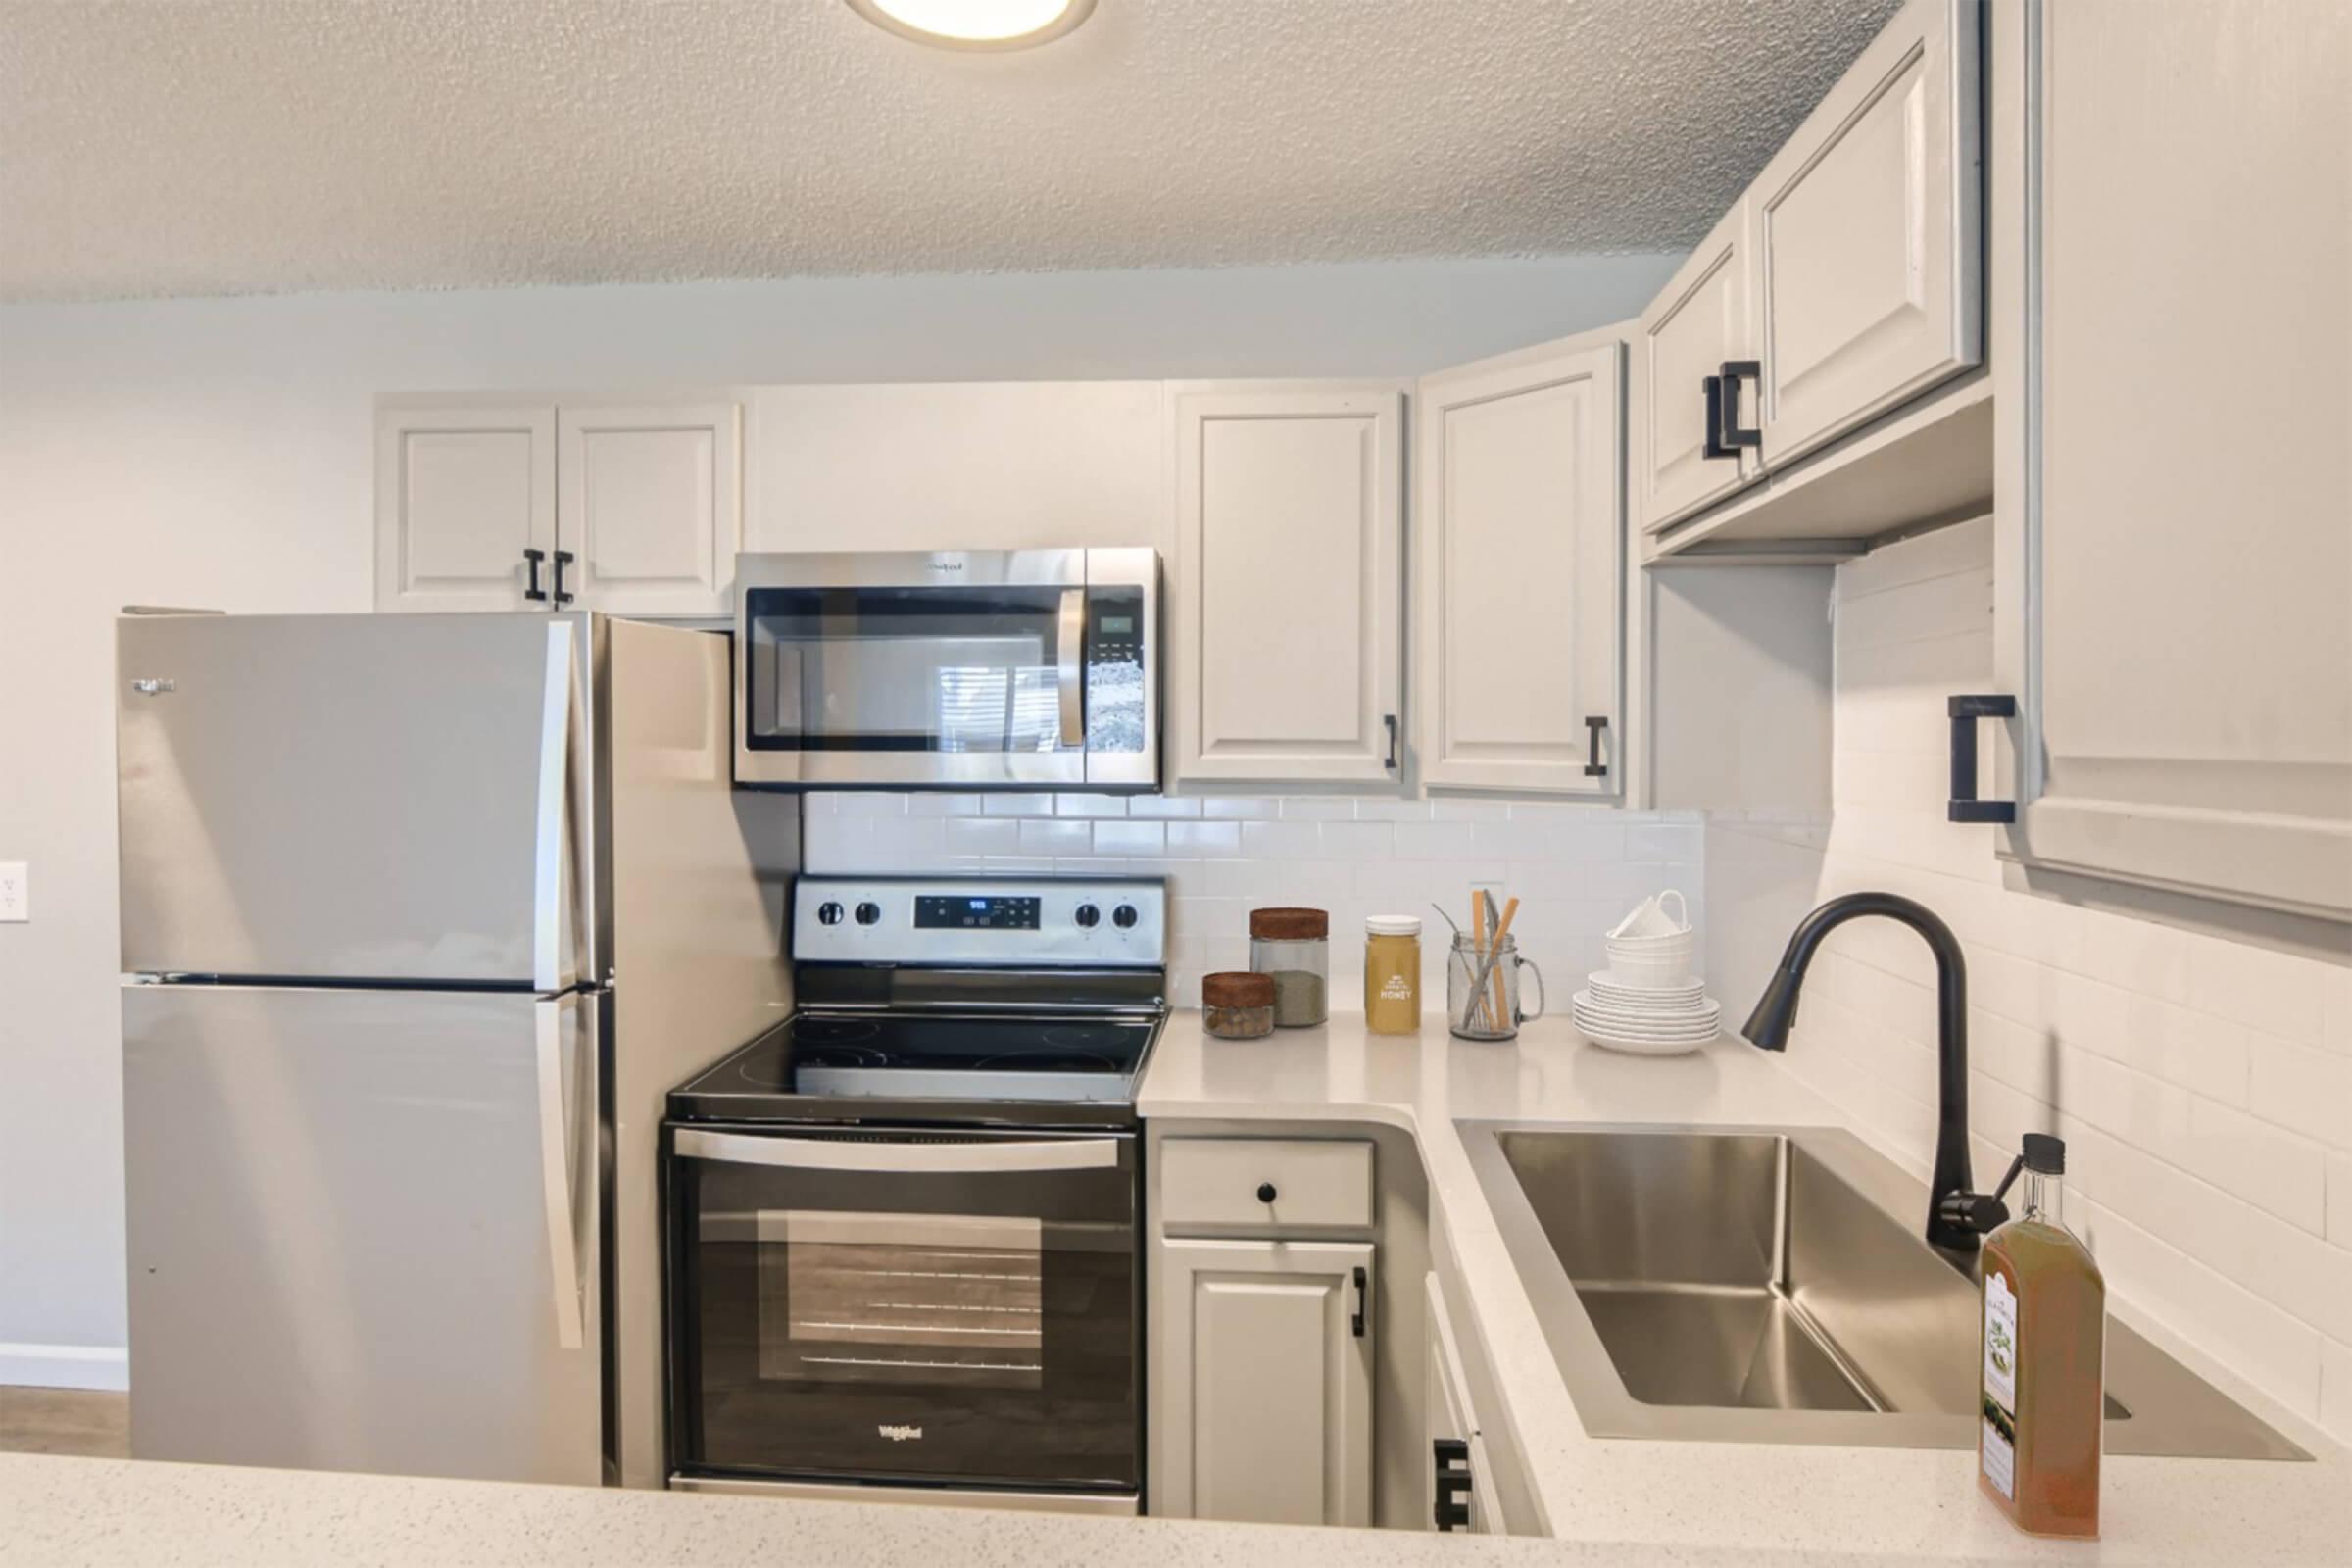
xmin=759 ymin=1211 xmax=1046 ymax=1389
xmin=744 ymin=587 xmax=1079 ymax=755
xmin=671 ymin=1135 xmax=1139 ymax=1493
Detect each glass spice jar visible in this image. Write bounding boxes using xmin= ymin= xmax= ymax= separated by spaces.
xmin=1202 ymin=971 xmax=1277 ymax=1040
xmin=1249 ymin=906 xmax=1330 ymax=1027
xmin=1364 ymin=915 xmax=1423 ymax=1034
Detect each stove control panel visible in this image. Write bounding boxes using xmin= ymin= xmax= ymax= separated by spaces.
xmin=794 ymin=877 xmax=1166 ymax=967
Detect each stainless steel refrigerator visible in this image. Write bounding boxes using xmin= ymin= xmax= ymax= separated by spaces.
xmin=116 ymin=610 xmax=798 ymax=1488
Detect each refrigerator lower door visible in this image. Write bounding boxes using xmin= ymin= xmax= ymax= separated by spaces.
xmin=122 ymin=982 xmax=604 ymax=1484
xmin=116 ymin=611 xmax=595 ymax=988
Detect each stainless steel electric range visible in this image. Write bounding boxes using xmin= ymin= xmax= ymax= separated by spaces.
xmin=663 ymin=876 xmax=1166 ymax=1514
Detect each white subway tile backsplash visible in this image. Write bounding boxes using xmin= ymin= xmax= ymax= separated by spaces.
xmin=982 ymin=792 xmax=1057 ymax=816
xmin=1054 ymin=794 xmax=1130 ymax=818
xmin=944 ymin=817 xmax=1019 ymax=857
xmin=1431 ymin=798 xmax=1511 ymax=821
xmin=1354 ymin=797 xmax=1435 ymax=821
xmin=1126 ymin=796 xmax=1203 ymax=818
xmin=1201 ymin=797 xmax=1278 ymax=819
xmin=1165 ymin=820 xmax=1242 ymax=858
xmin=1017 ymin=818 xmax=1091 ymax=856
xmin=906 ymin=792 xmax=987 ymax=817
xmin=1393 ymin=821 xmax=1475 ymax=860
xmin=1318 ymin=822 xmax=1394 ymax=861
xmin=1093 ymin=820 xmax=1165 ymax=857
xmin=1278 ymin=796 xmax=1358 ymax=820
xmin=1727 ymin=519 xmax=2352 ymax=1441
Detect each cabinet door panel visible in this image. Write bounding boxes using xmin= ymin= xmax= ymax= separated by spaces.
xmin=1637 ymin=204 xmax=1757 ymax=532
xmin=558 ymin=403 xmax=741 ymax=617
xmin=374 ymin=406 xmax=555 ymax=612
xmin=1994 ymin=0 xmax=2351 ymax=920
xmin=1171 ymin=387 xmax=1403 ymax=783
xmin=1154 ymin=1239 xmax=1373 ymax=1528
xmin=1755 ymin=0 xmax=1980 ymax=467
xmin=1417 ymin=341 xmax=1622 ymax=795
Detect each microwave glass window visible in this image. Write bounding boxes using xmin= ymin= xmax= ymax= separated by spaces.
xmin=745 ymin=587 xmax=1078 ymax=756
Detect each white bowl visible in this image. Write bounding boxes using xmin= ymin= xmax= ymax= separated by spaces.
xmin=1602 ymin=941 xmax=1694 ymax=989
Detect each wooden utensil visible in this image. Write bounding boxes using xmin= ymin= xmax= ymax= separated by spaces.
xmin=1485 ymin=896 xmax=1520 ymax=1029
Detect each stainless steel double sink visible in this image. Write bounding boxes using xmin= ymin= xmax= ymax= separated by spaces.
xmin=1459 ymin=1122 xmax=2305 ymax=1458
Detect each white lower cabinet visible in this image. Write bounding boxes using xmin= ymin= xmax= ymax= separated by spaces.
xmin=1154 ymin=1238 xmax=1375 ymax=1528
xmin=1423 ymin=1271 xmax=1494 ymax=1535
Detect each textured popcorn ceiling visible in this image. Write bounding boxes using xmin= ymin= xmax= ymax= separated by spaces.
xmin=0 ymin=0 xmax=1905 ymax=302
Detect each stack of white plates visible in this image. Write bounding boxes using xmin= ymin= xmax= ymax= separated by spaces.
xmin=1572 ymin=970 xmax=1723 ymax=1056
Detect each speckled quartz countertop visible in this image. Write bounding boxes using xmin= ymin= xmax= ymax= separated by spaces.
xmin=1139 ymin=1013 xmax=2352 ymax=1566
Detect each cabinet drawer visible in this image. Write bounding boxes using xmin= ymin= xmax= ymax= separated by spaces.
xmin=1160 ymin=1138 xmax=1373 ymax=1235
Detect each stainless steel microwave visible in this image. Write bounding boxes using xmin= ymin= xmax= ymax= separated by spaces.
xmin=733 ymin=550 xmax=1159 ymax=790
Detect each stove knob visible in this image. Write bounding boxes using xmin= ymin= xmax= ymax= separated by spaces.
xmin=816 ymin=901 xmax=846 ymax=926
xmin=1074 ymin=903 xmax=1102 ymax=929
xmin=1112 ymin=904 xmax=1139 ymax=930
xmin=854 ymin=901 xmax=882 ymax=926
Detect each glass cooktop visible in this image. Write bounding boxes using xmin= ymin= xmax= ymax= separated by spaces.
xmin=670 ymin=1010 xmax=1161 ymax=1122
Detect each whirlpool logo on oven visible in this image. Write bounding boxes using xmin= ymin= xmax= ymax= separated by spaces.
xmin=877 ymin=1424 xmax=924 ymax=1443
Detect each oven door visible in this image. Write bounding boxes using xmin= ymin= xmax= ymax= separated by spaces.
xmin=666 ymin=1125 xmax=1140 ymax=1498
xmin=731 ymin=550 xmax=1156 ymax=790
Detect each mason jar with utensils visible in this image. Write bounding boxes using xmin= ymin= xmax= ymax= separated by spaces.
xmin=1448 ymin=932 xmax=1544 ymax=1041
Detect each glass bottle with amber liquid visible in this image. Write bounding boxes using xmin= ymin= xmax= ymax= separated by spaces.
xmin=1979 ymin=1133 xmax=2104 ymax=1539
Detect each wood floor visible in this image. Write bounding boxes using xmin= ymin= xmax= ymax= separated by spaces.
xmin=0 ymin=1387 xmax=129 ymax=1459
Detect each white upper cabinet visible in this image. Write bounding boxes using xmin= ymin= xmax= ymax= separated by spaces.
xmin=374 ymin=405 xmax=555 ymax=612
xmin=376 ymin=396 xmax=742 ymax=616
xmin=1636 ymin=203 xmax=1759 ymax=532
xmin=1169 ymin=384 xmax=1404 ymax=785
xmin=556 ymin=402 xmax=741 ymax=617
xmin=1751 ymin=0 xmax=1982 ymax=468
xmin=1990 ymin=0 xmax=2351 ymax=923
xmin=1415 ymin=334 xmax=1623 ymax=795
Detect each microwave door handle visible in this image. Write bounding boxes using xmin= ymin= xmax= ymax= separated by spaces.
xmin=1057 ymin=587 xmax=1086 ymax=749
xmin=673 ymin=1129 xmax=1119 ymax=1174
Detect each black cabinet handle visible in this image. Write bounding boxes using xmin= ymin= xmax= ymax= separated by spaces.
xmin=1434 ymin=1438 xmax=1472 ymax=1532
xmin=1350 ymin=1265 xmax=1368 ymax=1339
xmin=1583 ymin=715 xmax=1609 ymax=778
xmin=1255 ymin=1182 xmax=1277 ymax=1204
xmin=1383 ymin=713 xmax=1399 ymax=772
xmin=1947 ymin=695 xmax=2018 ymax=823
xmin=1718 ymin=359 xmax=1762 ymax=449
xmin=551 ymin=549 xmax=576 ymax=606
xmin=1700 ymin=375 xmax=1735 ymax=460
xmin=522 ymin=548 xmax=548 ymax=604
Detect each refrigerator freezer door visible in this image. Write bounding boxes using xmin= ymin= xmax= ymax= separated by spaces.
xmin=117 ymin=612 xmax=593 ymax=986
xmin=122 ymin=982 xmax=604 ymax=1484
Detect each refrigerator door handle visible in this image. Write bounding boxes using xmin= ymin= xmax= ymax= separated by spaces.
xmin=532 ymin=621 xmax=575 ymax=994
xmin=673 ymin=1128 xmax=1120 ymax=1174
xmin=534 ymin=995 xmax=586 ymax=1352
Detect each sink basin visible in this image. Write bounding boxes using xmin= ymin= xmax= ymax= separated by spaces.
xmin=1461 ymin=1122 xmax=2307 ymax=1458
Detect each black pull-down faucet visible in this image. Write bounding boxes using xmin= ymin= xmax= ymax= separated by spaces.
xmin=1741 ymin=892 xmax=2010 ymax=1251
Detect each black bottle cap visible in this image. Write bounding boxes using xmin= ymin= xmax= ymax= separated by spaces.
xmin=2022 ymin=1133 xmax=2066 ymax=1175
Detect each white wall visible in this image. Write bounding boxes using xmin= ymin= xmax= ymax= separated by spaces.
xmin=0 ymin=254 xmax=1677 ymax=1384
xmin=1708 ymin=517 xmax=2352 ymax=1445
xmin=805 ymin=792 xmax=1703 ymax=1013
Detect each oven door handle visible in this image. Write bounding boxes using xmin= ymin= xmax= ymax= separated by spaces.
xmin=1056 ymin=587 xmax=1086 ymax=749
xmin=673 ymin=1128 xmax=1121 ymax=1174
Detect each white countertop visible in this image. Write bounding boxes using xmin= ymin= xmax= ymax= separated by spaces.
xmin=13 ymin=1016 xmax=2342 ymax=1567
xmin=1139 ymin=1013 xmax=2352 ymax=1566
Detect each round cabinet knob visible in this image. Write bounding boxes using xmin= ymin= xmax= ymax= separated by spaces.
xmin=1256 ymin=1182 xmax=1278 ymax=1204
xmin=816 ymin=901 xmax=846 ymax=926
xmin=1074 ymin=903 xmax=1101 ymax=929
xmin=1111 ymin=904 xmax=1139 ymax=929
xmin=854 ymin=901 xmax=882 ymax=926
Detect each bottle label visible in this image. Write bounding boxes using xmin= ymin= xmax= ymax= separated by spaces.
xmin=1981 ymin=1269 xmax=2020 ymax=1500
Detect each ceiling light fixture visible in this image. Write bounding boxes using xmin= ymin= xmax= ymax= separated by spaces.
xmin=847 ymin=0 xmax=1096 ymax=51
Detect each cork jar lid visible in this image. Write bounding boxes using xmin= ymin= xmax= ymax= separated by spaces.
xmin=1202 ymin=970 xmax=1277 ymax=1008
xmin=1249 ymin=906 xmax=1330 ymax=942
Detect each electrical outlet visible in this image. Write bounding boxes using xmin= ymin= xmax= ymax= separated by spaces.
xmin=0 ymin=861 xmax=26 ymax=922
